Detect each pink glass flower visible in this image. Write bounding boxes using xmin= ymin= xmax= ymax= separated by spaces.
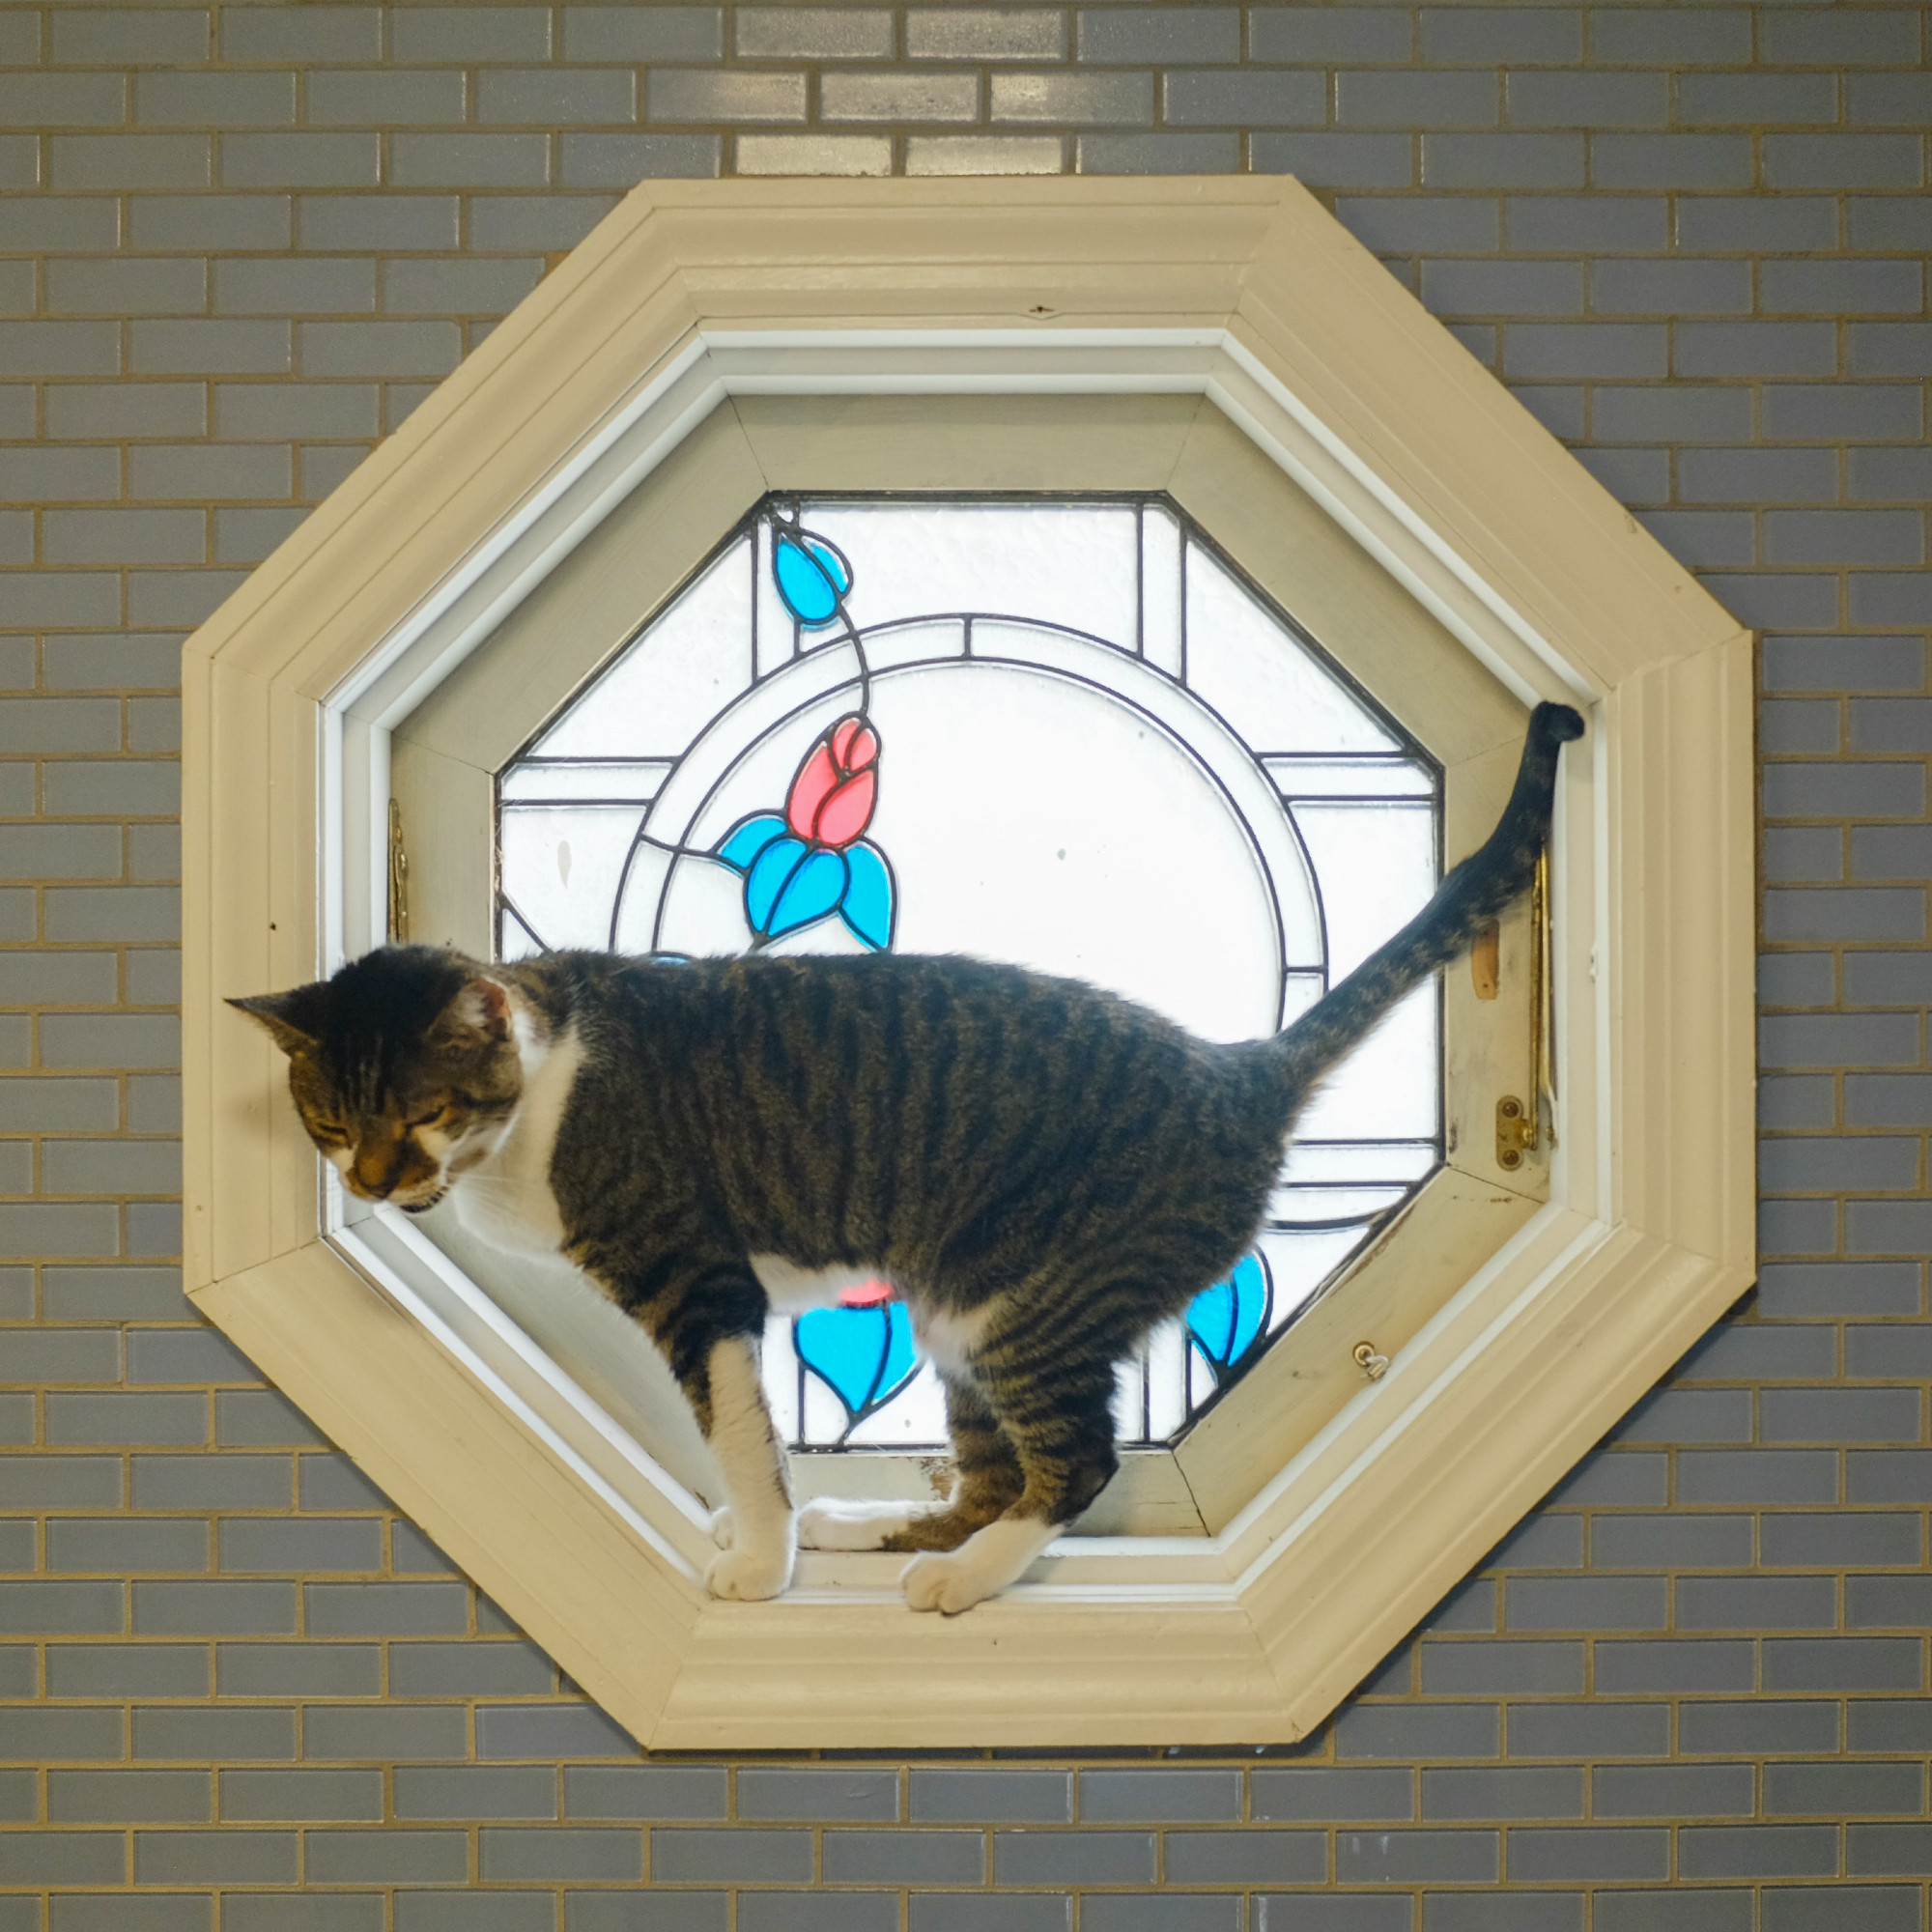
xmin=786 ymin=715 xmax=878 ymax=849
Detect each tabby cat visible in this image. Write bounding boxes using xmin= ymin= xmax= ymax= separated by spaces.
xmin=234 ymin=701 xmax=1583 ymax=1614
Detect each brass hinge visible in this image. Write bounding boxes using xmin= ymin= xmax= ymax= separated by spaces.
xmin=387 ymin=798 xmax=410 ymax=943
xmin=1496 ymin=1094 xmax=1536 ymax=1169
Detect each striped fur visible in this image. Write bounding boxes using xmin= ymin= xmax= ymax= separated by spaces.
xmin=234 ymin=701 xmax=1582 ymax=1611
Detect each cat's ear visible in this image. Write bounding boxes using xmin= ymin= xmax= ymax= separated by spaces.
xmin=433 ymin=975 xmax=513 ymax=1048
xmin=228 ymin=983 xmax=328 ymax=1057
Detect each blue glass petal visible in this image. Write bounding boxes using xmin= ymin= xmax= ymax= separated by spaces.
xmin=766 ymin=847 xmax=846 ymax=938
xmin=1185 ymin=1252 xmax=1272 ymax=1376
xmin=838 ymin=840 xmax=895 ymax=952
xmin=773 ymin=531 xmax=850 ymax=628
xmin=746 ymin=836 xmax=808 ymax=933
xmin=796 ymin=1302 xmax=920 ymax=1420
xmin=796 ymin=1305 xmax=884 ymax=1415
xmin=716 ymin=811 xmax=787 ymax=874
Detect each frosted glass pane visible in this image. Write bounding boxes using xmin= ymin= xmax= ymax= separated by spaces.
xmin=533 ymin=538 xmax=754 ymax=757
xmin=1281 ymin=1141 xmax=1438 ymax=1184
xmin=1184 ymin=543 xmax=1398 ymax=753
xmin=1257 ymin=1226 xmax=1375 ymax=1326
xmin=1266 ymin=1182 xmax=1410 ymax=1225
xmin=1141 ymin=502 xmax=1183 ymax=677
xmin=1265 ymin=755 xmax=1435 ymax=799
xmin=843 ymin=1359 xmax=947 ymax=1446
xmin=500 ymin=904 xmax=545 ymax=962
xmin=801 ymin=502 xmax=1141 ymax=649
xmin=1293 ymin=802 xmax=1435 ymax=978
xmin=753 ymin=518 xmax=793 ymax=679
xmin=1293 ymin=984 xmax=1439 ymax=1141
xmin=500 ymin=761 xmax=670 ymax=803
xmin=499 ymin=806 xmax=641 ymax=952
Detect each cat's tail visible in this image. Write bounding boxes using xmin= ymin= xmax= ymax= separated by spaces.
xmin=1268 ymin=700 xmax=1585 ymax=1092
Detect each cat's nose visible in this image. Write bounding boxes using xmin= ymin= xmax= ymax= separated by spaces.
xmin=352 ymin=1140 xmax=405 ymax=1198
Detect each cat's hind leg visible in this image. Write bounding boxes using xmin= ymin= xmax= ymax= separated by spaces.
xmin=898 ymin=1356 xmax=1119 ymax=1613
xmin=804 ymin=1374 xmax=1023 ymax=1553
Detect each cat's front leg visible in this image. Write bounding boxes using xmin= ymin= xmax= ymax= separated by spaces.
xmin=694 ymin=1332 xmax=796 ymax=1601
xmin=595 ymin=1244 xmax=796 ymax=1602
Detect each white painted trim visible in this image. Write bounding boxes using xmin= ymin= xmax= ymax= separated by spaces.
xmin=184 ymin=179 xmax=1754 ymax=1747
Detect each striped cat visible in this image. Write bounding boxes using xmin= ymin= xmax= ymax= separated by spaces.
xmin=234 ymin=701 xmax=1582 ymax=1614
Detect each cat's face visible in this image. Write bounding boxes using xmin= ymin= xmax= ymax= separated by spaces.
xmin=231 ymin=947 xmax=525 ymax=1214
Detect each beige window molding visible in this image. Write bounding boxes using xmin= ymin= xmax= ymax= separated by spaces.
xmin=183 ymin=179 xmax=1754 ymax=1749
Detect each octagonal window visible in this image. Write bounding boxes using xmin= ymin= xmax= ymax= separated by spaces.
xmin=190 ymin=184 xmax=1752 ymax=1747
xmin=492 ymin=492 xmax=1442 ymax=1449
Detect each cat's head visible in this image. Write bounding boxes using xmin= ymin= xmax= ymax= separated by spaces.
xmin=230 ymin=945 xmax=526 ymax=1213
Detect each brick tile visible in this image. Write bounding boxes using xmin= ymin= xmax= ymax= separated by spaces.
xmin=1082 ymin=1902 xmax=1238 ymax=1932
xmin=1504 ymin=1704 xmax=1668 ymax=1759
xmin=1593 ymin=1763 xmax=1753 ymax=1819
xmin=1250 ymin=11 xmax=1409 ymax=63
xmin=911 ymin=1770 xmax=1070 ymax=1823
xmin=905 ymin=11 xmax=1066 ymax=62
xmin=1680 ymin=1824 xmax=1838 ymax=1880
xmin=132 ymin=1831 xmax=297 ymax=1885
xmin=215 ymin=1642 xmax=380 ymax=1698
xmin=390 ymin=7 xmax=551 ymax=62
xmin=1079 ymin=1770 xmax=1238 ymax=1822
xmin=1164 ymin=71 xmax=1324 ymax=128
xmin=1591 ymin=132 xmax=1749 ymax=189
xmin=1508 ymin=194 xmax=1664 ymax=251
xmin=394 ymin=1765 xmax=555 ymax=1821
xmin=992 ymin=1831 xmax=1154 ymax=1885
xmin=737 ymin=1900 xmax=897 ymax=1932
xmin=1423 ymin=1767 xmax=1581 ymax=1821
xmin=1676 ymin=1577 xmax=1836 ymax=1632
xmin=1594 ymin=1640 xmax=1755 ymax=1693
xmin=304 ymin=1829 xmax=468 ymax=1884
xmin=1507 ymin=1827 xmax=1667 ymax=1882
xmin=1336 ymin=1828 xmax=1497 ymax=1884
xmin=1076 ymin=9 xmax=1237 ymax=64
xmin=1077 ymin=131 xmax=1238 ymax=173
xmin=1252 ymin=133 xmax=1414 ymax=186
xmin=822 ymin=1829 xmax=984 ymax=1884
xmin=1424 ymin=9 xmax=1579 ymax=65
xmin=1421 ymin=1899 xmax=1581 ymax=1932
xmin=219 ymin=1767 xmax=382 ymax=1822
xmin=1508 ymin=71 xmax=1664 ymax=127
xmin=134 ymin=1708 xmax=295 ymax=1762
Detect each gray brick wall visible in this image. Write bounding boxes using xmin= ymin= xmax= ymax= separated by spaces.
xmin=3 ymin=0 xmax=1932 ymax=1924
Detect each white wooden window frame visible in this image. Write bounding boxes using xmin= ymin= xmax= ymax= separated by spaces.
xmin=183 ymin=179 xmax=1754 ymax=1749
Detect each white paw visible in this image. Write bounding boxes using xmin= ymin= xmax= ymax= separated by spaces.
xmin=704 ymin=1545 xmax=791 ymax=1602
xmin=797 ymin=1499 xmax=916 ymax=1551
xmin=900 ymin=1550 xmax=995 ymax=1615
xmin=900 ymin=1517 xmax=1058 ymax=1614
xmin=710 ymin=1507 xmax=735 ymax=1549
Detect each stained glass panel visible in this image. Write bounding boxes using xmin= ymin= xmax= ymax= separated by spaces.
xmin=495 ymin=496 xmax=1443 ymax=1449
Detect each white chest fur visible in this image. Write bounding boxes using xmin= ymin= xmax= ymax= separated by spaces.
xmin=450 ymin=1024 xmax=583 ymax=1258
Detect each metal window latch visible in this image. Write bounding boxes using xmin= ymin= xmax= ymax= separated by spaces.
xmin=1352 ymin=1342 xmax=1389 ymax=1382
